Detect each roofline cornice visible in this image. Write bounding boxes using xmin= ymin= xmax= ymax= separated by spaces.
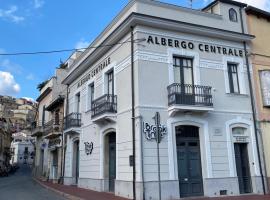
xmin=63 ymin=12 xmax=254 ymax=85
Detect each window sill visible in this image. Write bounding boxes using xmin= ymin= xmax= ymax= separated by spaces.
xmin=226 ymin=93 xmax=249 ymax=98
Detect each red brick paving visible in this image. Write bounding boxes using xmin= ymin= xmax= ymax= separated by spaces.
xmin=35 ymin=179 xmax=270 ymax=200
xmin=35 ymin=179 xmax=129 ymax=200
xmin=184 ymin=194 xmax=270 ymax=200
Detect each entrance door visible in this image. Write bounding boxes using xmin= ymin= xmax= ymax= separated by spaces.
xmin=234 ymin=143 xmax=252 ymax=194
xmin=52 ymin=150 xmax=58 ymax=179
xmin=108 ymin=133 xmax=116 ymax=192
xmin=74 ymin=140 xmax=80 ymax=184
xmin=176 ymin=125 xmax=203 ymax=197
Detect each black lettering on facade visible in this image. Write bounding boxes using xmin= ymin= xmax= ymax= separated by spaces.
xmin=223 ymin=48 xmax=227 ymax=55
xmin=161 ymin=38 xmax=167 ymax=46
xmin=217 ymin=46 xmax=221 ymax=54
xmin=205 ymin=45 xmax=209 ymax=52
xmin=199 ymin=44 xmax=204 ymax=51
xmin=174 ymin=40 xmax=179 ymax=48
xmin=210 ymin=46 xmax=216 ymax=53
xmin=188 ymin=42 xmax=194 ymax=49
xmin=228 ymin=48 xmax=234 ymax=56
xmin=147 ymin=36 xmax=154 ymax=44
xmin=168 ymin=39 xmax=173 ymax=47
xmin=155 ymin=37 xmax=160 ymax=45
xmin=181 ymin=41 xmax=187 ymax=49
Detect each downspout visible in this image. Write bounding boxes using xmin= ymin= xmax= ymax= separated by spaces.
xmin=139 ymin=115 xmax=145 ymax=200
xmin=239 ymin=7 xmax=266 ymax=194
xmin=62 ymin=84 xmax=69 ymax=183
xmin=131 ymin=26 xmax=136 ymax=200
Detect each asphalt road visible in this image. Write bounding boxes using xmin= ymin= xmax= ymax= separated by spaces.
xmin=0 ymin=164 xmax=66 ymax=200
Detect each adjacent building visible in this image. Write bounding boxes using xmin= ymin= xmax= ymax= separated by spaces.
xmin=245 ymin=6 xmax=270 ymax=192
xmin=61 ymin=0 xmax=264 ymax=199
xmin=10 ymin=131 xmax=35 ymax=165
xmin=0 ymin=95 xmax=37 ymax=167
xmin=32 ymin=64 xmax=68 ymax=183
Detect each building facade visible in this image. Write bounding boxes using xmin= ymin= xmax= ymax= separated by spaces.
xmin=32 ymin=66 xmax=67 ymax=182
xmin=246 ymin=6 xmax=270 ymax=192
xmin=62 ymin=0 xmax=264 ymax=199
xmin=10 ymin=131 xmax=35 ymax=165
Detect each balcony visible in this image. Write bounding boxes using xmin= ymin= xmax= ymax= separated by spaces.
xmin=31 ymin=122 xmax=44 ymax=137
xmin=63 ymin=112 xmax=81 ymax=132
xmin=167 ymin=83 xmax=213 ymax=116
xmin=91 ymin=94 xmax=117 ymax=122
xmin=43 ymin=119 xmax=62 ymax=139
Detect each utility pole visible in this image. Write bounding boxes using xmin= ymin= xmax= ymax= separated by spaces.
xmin=153 ymin=112 xmax=161 ymax=200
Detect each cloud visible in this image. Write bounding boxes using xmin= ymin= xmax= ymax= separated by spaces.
xmin=26 ymin=73 xmax=35 ymax=80
xmin=0 ymin=5 xmax=24 ymax=23
xmin=0 ymin=58 xmax=22 ymax=74
xmin=22 ymin=97 xmax=36 ymax=102
xmin=0 ymin=71 xmax=20 ymax=96
xmin=75 ymin=38 xmax=90 ymax=51
xmin=33 ymin=0 xmax=44 ymax=9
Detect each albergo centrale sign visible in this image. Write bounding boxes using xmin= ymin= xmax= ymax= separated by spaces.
xmin=147 ymin=35 xmax=244 ymax=57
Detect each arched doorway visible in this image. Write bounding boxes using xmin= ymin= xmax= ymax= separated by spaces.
xmin=232 ymin=127 xmax=252 ymax=194
xmin=175 ymin=125 xmax=203 ymax=197
xmin=72 ymin=140 xmax=80 ymax=185
xmin=104 ymin=132 xmax=116 ymax=192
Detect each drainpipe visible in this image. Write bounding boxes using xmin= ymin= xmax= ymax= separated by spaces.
xmin=239 ymin=7 xmax=266 ymax=194
xmin=138 ymin=115 xmax=145 ymax=200
xmin=131 ymin=26 xmax=136 ymax=200
xmin=61 ymin=84 xmax=69 ymax=183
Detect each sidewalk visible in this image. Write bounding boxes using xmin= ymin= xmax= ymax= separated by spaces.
xmin=33 ymin=178 xmax=129 ymax=200
xmin=34 ymin=178 xmax=270 ymax=200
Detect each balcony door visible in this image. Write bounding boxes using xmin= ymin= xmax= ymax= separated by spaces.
xmin=107 ymin=70 xmax=114 ymax=95
xmin=173 ymin=57 xmax=195 ymax=104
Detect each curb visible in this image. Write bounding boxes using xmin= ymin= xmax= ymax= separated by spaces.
xmin=32 ymin=177 xmax=85 ymax=200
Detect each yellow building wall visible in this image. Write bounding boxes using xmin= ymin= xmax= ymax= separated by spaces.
xmin=247 ymin=13 xmax=270 ymax=187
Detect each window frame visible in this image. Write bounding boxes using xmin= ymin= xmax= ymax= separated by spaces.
xmin=86 ymin=83 xmax=95 ymax=111
xmin=229 ymin=8 xmax=238 ymax=22
xmin=228 ymin=63 xmax=240 ymax=94
xmin=173 ymin=56 xmax=194 ymax=86
xmin=107 ymin=70 xmax=114 ymax=95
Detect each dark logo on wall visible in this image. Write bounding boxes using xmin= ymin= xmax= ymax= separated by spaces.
xmin=84 ymin=142 xmax=93 ymax=155
xmin=143 ymin=122 xmax=167 ymax=141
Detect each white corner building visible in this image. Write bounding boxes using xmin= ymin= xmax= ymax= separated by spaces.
xmin=62 ymin=0 xmax=264 ymax=199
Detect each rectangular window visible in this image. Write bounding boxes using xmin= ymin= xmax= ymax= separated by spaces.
xmin=228 ymin=63 xmax=240 ymax=94
xmin=107 ymin=70 xmax=114 ymax=95
xmin=87 ymin=84 xmax=94 ymax=110
xmin=76 ymin=93 xmax=80 ymax=112
xmin=173 ymin=56 xmax=193 ymax=85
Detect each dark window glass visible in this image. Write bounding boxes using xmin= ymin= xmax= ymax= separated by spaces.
xmin=228 ymin=63 xmax=240 ymax=94
xmin=88 ymin=84 xmax=94 ymax=110
xmin=229 ymin=8 xmax=238 ymax=22
xmin=107 ymin=71 xmax=114 ymax=95
xmin=173 ymin=57 xmax=193 ymax=85
xmin=76 ymin=93 xmax=80 ymax=112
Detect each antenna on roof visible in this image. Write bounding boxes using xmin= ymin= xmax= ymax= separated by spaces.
xmin=189 ymin=0 xmax=193 ymax=8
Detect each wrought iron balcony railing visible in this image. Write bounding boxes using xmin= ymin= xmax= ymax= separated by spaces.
xmin=91 ymin=94 xmax=117 ymax=118
xmin=64 ymin=112 xmax=81 ymax=130
xmin=167 ymin=83 xmax=213 ymax=107
xmin=44 ymin=119 xmax=62 ymax=136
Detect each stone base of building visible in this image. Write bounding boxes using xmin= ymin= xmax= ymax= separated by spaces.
xmin=65 ymin=177 xmax=264 ymax=200
xmin=64 ymin=177 xmax=76 ymax=185
xmin=78 ymin=178 xmax=104 ymax=192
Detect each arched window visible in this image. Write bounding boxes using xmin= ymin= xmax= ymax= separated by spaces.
xmin=229 ymin=8 xmax=238 ymax=22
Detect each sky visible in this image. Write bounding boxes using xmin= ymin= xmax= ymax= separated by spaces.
xmin=0 ymin=0 xmax=269 ymax=100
